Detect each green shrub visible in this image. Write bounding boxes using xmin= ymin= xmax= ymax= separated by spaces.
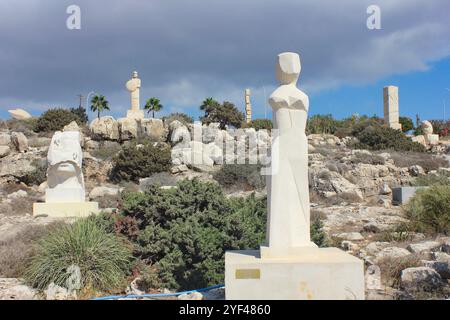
xmin=34 ymin=108 xmax=82 ymax=132
xmin=201 ymin=101 xmax=244 ymax=129
xmin=162 ymin=113 xmax=194 ymax=126
xmin=24 ymin=217 xmax=133 ymax=291
xmin=244 ymin=119 xmax=273 ymax=130
xmin=70 ymin=106 xmax=88 ymax=124
xmin=110 ymin=141 xmax=172 ymax=183
xmin=307 ymin=114 xmax=339 ymax=135
xmin=119 ymin=179 xmax=266 ymax=290
xmin=117 ymin=179 xmax=327 ymax=290
xmin=353 ymin=126 xmax=426 ymax=152
xmin=399 ymin=116 xmax=414 ymax=133
xmin=20 ymin=159 xmax=47 ymax=186
xmin=404 ymin=185 xmax=450 ymax=235
xmin=414 ymin=172 xmax=450 ymax=187
xmin=213 ymin=164 xmax=266 ymax=190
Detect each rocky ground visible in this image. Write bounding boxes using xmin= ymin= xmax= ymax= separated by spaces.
xmin=0 ymin=117 xmax=449 ymax=300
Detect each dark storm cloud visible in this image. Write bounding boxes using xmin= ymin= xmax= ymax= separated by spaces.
xmin=0 ymin=0 xmax=449 ymax=117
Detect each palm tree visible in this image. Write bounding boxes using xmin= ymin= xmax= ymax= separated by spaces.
xmin=90 ymin=95 xmax=110 ymax=119
xmin=200 ymin=97 xmax=218 ymax=111
xmin=144 ymin=97 xmax=163 ymax=118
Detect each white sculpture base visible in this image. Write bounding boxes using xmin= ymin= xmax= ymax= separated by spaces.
xmin=33 ymin=202 xmax=99 ymax=218
xmin=225 ymin=248 xmax=365 ymax=300
xmin=126 ymin=109 xmax=145 ymax=119
xmin=425 ymin=134 xmax=439 ymax=146
xmin=389 ymin=123 xmax=402 ymax=131
xmin=45 ymin=188 xmax=85 ymax=203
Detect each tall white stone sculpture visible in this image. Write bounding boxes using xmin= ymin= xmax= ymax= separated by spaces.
xmin=383 ymin=86 xmax=402 ymax=130
xmin=33 ymin=130 xmax=98 ymax=218
xmin=126 ymin=71 xmax=144 ymax=119
xmin=225 ymin=52 xmax=364 ymax=300
xmin=244 ymin=89 xmax=252 ymax=124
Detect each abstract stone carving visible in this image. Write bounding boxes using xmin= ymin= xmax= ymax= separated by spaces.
xmin=125 ymin=71 xmax=144 ymax=119
xmin=33 ymin=130 xmax=98 ymax=217
xmin=224 ymin=52 xmax=364 ymax=300
xmin=46 ymin=131 xmax=85 ymax=203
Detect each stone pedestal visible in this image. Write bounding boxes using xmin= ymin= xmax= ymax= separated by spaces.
xmin=425 ymin=134 xmax=439 ymax=146
xmin=127 ymin=109 xmax=145 ymax=119
xmin=225 ymin=248 xmax=365 ymax=300
xmin=33 ymin=202 xmax=99 ymax=218
xmin=383 ymin=86 xmax=402 ymax=130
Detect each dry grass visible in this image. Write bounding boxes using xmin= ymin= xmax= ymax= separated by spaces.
xmin=377 ymin=255 xmax=422 ymax=288
xmin=0 ymin=222 xmax=65 ymax=278
xmin=390 ymin=151 xmax=449 ymax=171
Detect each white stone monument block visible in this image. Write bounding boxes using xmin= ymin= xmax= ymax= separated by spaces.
xmin=383 ymin=86 xmax=402 ymax=130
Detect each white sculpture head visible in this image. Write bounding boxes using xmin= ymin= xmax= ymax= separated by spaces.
xmin=132 ymin=71 xmax=138 ymax=78
xmin=421 ymin=120 xmax=433 ymax=135
xmin=275 ymin=52 xmax=301 ymax=85
xmin=47 ymin=131 xmax=84 ymax=189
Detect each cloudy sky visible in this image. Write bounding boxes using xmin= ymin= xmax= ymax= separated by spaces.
xmin=0 ymin=0 xmax=449 ymax=121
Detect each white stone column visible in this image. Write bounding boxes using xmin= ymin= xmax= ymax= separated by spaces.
xmin=383 ymin=86 xmax=402 ymax=130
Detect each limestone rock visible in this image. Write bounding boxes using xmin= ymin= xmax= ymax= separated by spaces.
xmin=334 ymin=232 xmax=364 ymax=241
xmin=365 ymin=265 xmax=382 ymax=290
xmin=90 ymin=116 xmax=120 ymax=141
xmin=170 ymin=123 xmax=191 ymax=146
xmin=7 ymin=190 xmax=27 ymax=199
xmin=0 ymin=146 xmax=10 ymax=158
xmin=407 ymin=241 xmax=441 ymax=254
xmin=141 ymin=118 xmax=168 ymax=142
xmin=11 ymin=132 xmax=28 ymax=152
xmin=177 ymin=292 xmax=203 ymax=300
xmin=118 ymin=117 xmax=139 ymax=141
xmin=375 ymin=247 xmax=411 ymax=263
xmin=365 ymin=242 xmax=390 ymax=256
xmin=0 ymin=152 xmax=36 ymax=178
xmin=409 ymin=165 xmax=425 ymax=176
xmin=171 ymin=164 xmax=188 ymax=174
xmin=0 ymin=278 xmax=37 ymax=300
xmin=63 ymin=121 xmax=80 ymax=132
xmin=400 ymin=267 xmax=443 ymax=291
xmin=0 ymin=133 xmax=11 ymax=146
xmin=45 ymin=283 xmax=77 ymax=300
xmin=8 ymin=108 xmax=32 ymax=120
xmin=422 ymin=261 xmax=450 ymax=279
xmin=89 ymin=186 xmax=121 ymax=200
xmin=126 ymin=277 xmax=145 ymax=296
xmin=379 ymin=183 xmax=392 ymax=195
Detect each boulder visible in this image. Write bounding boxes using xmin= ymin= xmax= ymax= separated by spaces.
xmin=407 ymin=241 xmax=441 ymax=254
xmin=0 ymin=133 xmax=11 ymax=146
xmin=170 ymin=123 xmax=191 ymax=146
xmin=422 ymin=261 xmax=450 ymax=279
xmin=334 ymin=232 xmax=364 ymax=241
xmin=375 ymin=247 xmax=411 ymax=263
xmin=177 ymin=292 xmax=203 ymax=300
xmin=63 ymin=121 xmax=80 ymax=132
xmin=90 ymin=116 xmax=120 ymax=141
xmin=45 ymin=283 xmax=77 ymax=300
xmin=118 ymin=118 xmax=139 ymax=141
xmin=379 ymin=183 xmax=392 ymax=195
xmin=0 ymin=146 xmax=10 ymax=158
xmin=7 ymin=190 xmax=27 ymax=200
xmin=141 ymin=118 xmax=168 ymax=142
xmin=409 ymin=165 xmax=425 ymax=176
xmin=125 ymin=277 xmax=145 ymax=296
xmin=400 ymin=267 xmax=443 ymax=291
xmin=89 ymin=186 xmax=121 ymax=199
xmin=0 ymin=152 xmax=36 ymax=178
xmin=0 ymin=279 xmax=37 ymax=300
xmin=11 ymin=132 xmax=28 ymax=152
xmin=8 ymin=108 xmax=32 ymax=120
xmin=171 ymin=164 xmax=189 ymax=174
xmin=365 ymin=242 xmax=390 ymax=256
